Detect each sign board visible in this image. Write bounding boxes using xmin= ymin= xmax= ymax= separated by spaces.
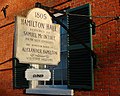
xmin=14 ymin=8 xmax=60 ymax=65
xmin=25 ymin=69 xmax=51 ymax=81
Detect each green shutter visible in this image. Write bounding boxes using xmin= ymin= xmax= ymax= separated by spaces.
xmin=67 ymin=4 xmax=94 ymax=90
xmin=13 ymin=58 xmax=29 ymax=88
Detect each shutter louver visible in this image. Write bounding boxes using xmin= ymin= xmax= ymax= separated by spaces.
xmin=13 ymin=59 xmax=29 ymax=88
xmin=67 ymin=4 xmax=94 ymax=90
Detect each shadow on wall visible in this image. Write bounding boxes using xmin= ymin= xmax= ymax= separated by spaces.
xmin=0 ymin=89 xmax=7 ymax=96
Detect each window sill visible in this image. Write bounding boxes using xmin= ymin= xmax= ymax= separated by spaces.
xmin=26 ymin=85 xmax=74 ymax=96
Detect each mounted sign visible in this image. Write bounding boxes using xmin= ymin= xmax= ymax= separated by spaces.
xmin=25 ymin=69 xmax=51 ymax=81
xmin=14 ymin=8 xmax=60 ymax=65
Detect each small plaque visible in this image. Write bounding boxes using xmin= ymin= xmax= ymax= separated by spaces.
xmin=25 ymin=69 xmax=51 ymax=81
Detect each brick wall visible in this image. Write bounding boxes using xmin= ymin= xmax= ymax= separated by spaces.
xmin=0 ymin=0 xmax=120 ymax=96
xmin=91 ymin=0 xmax=120 ymax=96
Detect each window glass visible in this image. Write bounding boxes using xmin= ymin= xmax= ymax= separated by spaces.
xmin=38 ymin=15 xmax=68 ymax=85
